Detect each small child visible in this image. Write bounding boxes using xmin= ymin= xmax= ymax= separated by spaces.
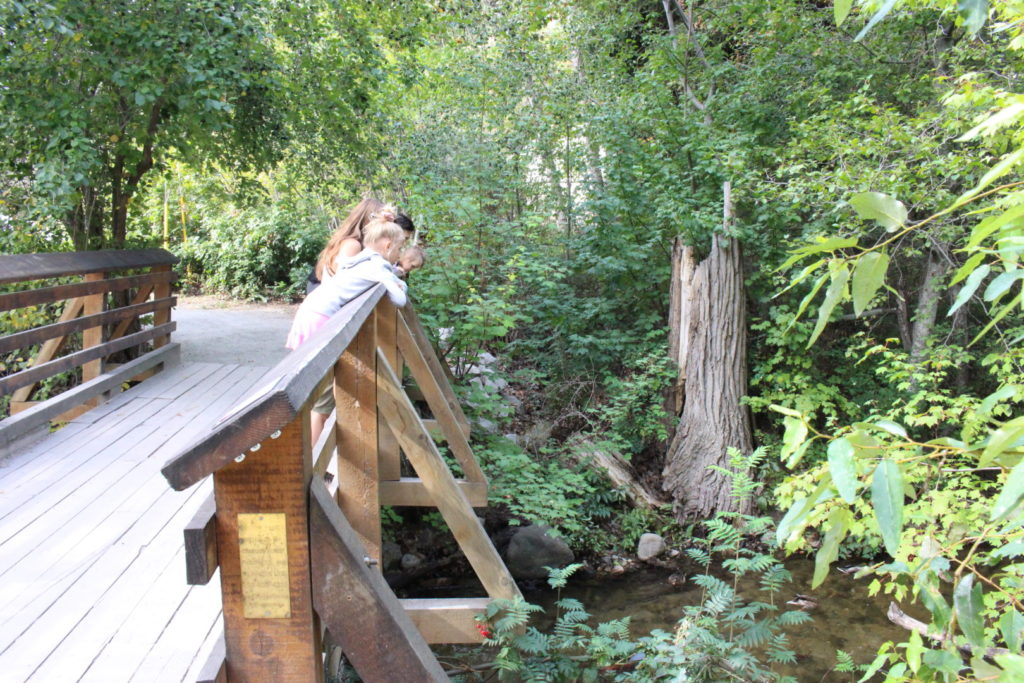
xmin=286 ymin=217 xmax=407 ymax=350
xmin=395 ymin=245 xmax=425 ymax=278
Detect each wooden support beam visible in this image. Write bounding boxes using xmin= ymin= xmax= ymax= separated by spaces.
xmin=108 ymin=284 xmax=154 ymax=342
xmin=376 ymin=298 xmax=402 ymax=481
xmin=397 ymin=314 xmax=485 ymax=483
xmin=10 ymin=296 xmax=85 ymax=403
xmin=401 ymin=306 xmax=470 ymax=439
xmin=376 ymin=350 xmax=519 ymax=601
xmin=400 ymin=598 xmax=490 ymax=644
xmin=334 ymin=310 xmax=381 ymax=566
xmin=185 ymin=493 xmax=218 ymax=586
xmin=309 ymin=479 xmax=448 ymax=682
xmin=380 ymin=477 xmax=487 ymax=508
xmin=152 ymin=264 xmax=173 ymax=348
xmin=212 ymin=416 xmax=323 ymax=682
xmin=82 ymin=272 xmax=106 ymax=384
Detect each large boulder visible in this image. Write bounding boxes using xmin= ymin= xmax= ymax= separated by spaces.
xmin=637 ymin=533 xmax=666 ymax=560
xmin=506 ymin=524 xmax=574 ymax=579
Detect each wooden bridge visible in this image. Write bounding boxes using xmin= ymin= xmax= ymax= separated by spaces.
xmin=0 ymin=249 xmax=521 ymax=681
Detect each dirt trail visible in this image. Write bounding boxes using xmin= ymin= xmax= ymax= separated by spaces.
xmin=173 ymin=295 xmax=298 ymax=367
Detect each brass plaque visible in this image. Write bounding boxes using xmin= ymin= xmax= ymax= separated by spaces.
xmin=238 ymin=513 xmax=291 ymax=619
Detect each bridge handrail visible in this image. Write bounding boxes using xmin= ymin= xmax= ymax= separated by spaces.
xmin=0 ymin=248 xmax=179 ymax=449
xmin=160 ymin=285 xmax=383 ymax=490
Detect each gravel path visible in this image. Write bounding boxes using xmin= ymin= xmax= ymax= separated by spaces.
xmin=173 ymin=295 xmax=298 ymax=367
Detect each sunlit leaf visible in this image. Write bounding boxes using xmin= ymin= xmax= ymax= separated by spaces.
xmin=852 ymin=251 xmax=889 ymax=316
xmin=874 ymin=419 xmax=907 ymax=438
xmin=951 ymin=252 xmax=987 ymax=285
xmin=999 ymin=610 xmax=1024 ymax=652
xmin=984 ymin=269 xmax=1024 ymax=302
xmin=781 ymin=416 xmax=808 ymax=462
xmin=978 ymin=385 xmax=1017 ymax=415
xmin=991 ymin=456 xmax=1024 ymax=520
xmin=807 ymin=263 xmax=850 ymax=347
xmin=948 ymin=264 xmax=990 ymax=316
xmin=777 ymin=476 xmax=833 ymax=547
xmin=855 ymin=0 xmax=899 ymax=41
xmin=828 ymin=437 xmax=858 ymax=503
xmin=834 ymin=0 xmax=852 ymax=26
xmin=813 ymin=508 xmax=849 ymax=589
xmin=971 ymin=292 xmax=1023 ymax=345
xmin=789 ymin=273 xmax=828 ymax=328
xmin=958 ymin=0 xmax=989 ymax=36
xmin=871 ymin=459 xmax=903 ymax=557
xmin=954 ymin=147 xmax=1024 ymax=207
xmin=848 ymin=191 xmax=907 ymax=230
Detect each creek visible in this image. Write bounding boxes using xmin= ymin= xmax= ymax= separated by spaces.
xmin=520 ymin=558 xmax=913 ymax=681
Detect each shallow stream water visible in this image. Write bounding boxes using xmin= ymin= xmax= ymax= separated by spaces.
xmin=521 ymin=558 xmax=913 ymax=681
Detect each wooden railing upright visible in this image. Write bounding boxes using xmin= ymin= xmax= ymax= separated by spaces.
xmin=0 ymin=248 xmax=179 ymax=453
xmin=161 ymin=285 xmax=521 ymax=683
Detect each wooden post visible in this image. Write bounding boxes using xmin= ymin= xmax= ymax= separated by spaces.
xmin=334 ymin=308 xmax=382 ymax=566
xmin=152 ymin=265 xmax=172 ymax=348
xmin=212 ymin=415 xmax=323 ymax=682
xmin=81 ymin=272 xmax=105 ymax=383
xmin=376 ymin=299 xmax=402 ymax=481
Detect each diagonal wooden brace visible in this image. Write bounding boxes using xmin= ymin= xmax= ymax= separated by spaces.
xmin=309 ymin=479 xmax=448 ymax=683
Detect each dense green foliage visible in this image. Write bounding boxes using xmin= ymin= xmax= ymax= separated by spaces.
xmin=7 ymin=0 xmax=1024 ymax=679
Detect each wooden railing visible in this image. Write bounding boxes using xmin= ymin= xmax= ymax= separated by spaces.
xmin=161 ymin=286 xmax=521 ymax=682
xmin=0 ymin=248 xmax=179 ymax=452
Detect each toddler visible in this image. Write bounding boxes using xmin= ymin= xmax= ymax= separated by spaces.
xmin=287 ymin=217 xmax=408 ymax=350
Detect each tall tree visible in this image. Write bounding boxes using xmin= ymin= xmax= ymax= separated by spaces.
xmin=0 ymin=0 xmax=384 ymax=249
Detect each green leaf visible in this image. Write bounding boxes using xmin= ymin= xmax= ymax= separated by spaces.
xmin=782 ymin=417 xmax=806 ymax=464
xmin=917 ymin=569 xmax=952 ymax=630
xmin=871 ymin=459 xmax=903 ymax=557
xmin=951 ymin=253 xmax=987 ymax=285
xmin=834 ymin=0 xmax=852 ymax=26
xmin=999 ymin=609 xmax=1024 ymax=652
xmin=954 ymin=147 xmax=1024 ymax=207
xmin=807 ymin=263 xmax=850 ymax=347
xmin=848 ymin=191 xmax=907 ymax=230
xmin=786 ymin=437 xmax=814 ymax=469
xmin=964 ymin=203 xmax=1024 ymax=248
xmin=855 ymin=0 xmax=899 ymax=41
xmin=905 ymin=629 xmax=923 ymax=673
xmin=984 ymin=269 xmax=1024 ymax=302
xmin=828 ymin=437 xmax=858 ymax=503
xmin=954 ymin=574 xmax=985 ymax=648
xmin=769 ymin=404 xmax=802 ymax=418
xmin=971 ymin=292 xmax=1023 ymax=345
xmin=874 ymin=419 xmax=907 ymax=439
xmin=978 ymin=385 xmax=1018 ymax=415
xmin=851 ymin=252 xmax=889 ymax=317
xmin=813 ymin=508 xmax=849 ymax=588
xmin=773 ymin=259 xmax=826 ymax=299
xmin=991 ymin=457 xmax=1024 ymax=520
xmin=790 ymin=272 xmax=828 ymax=327
xmin=948 ymin=264 xmax=991 ymax=316
xmin=995 ymin=654 xmax=1024 ymax=681
xmin=777 ymin=476 xmax=833 ymax=547
xmin=958 ymin=0 xmax=989 ymax=35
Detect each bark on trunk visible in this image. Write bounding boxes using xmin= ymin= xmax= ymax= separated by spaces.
xmin=909 ymin=249 xmax=946 ymax=366
xmin=662 ymin=232 xmax=753 ymax=518
xmin=666 ymin=237 xmax=696 ymax=418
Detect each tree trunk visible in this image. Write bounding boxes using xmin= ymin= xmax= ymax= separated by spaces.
xmin=666 ymin=237 xmax=696 ymax=418
xmin=909 ymin=248 xmax=946 ymax=366
xmin=662 ymin=184 xmax=753 ymax=519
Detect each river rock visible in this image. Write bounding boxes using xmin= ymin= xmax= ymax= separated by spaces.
xmin=382 ymin=541 xmax=402 ymax=570
xmin=401 ymin=553 xmax=423 ymax=570
xmin=637 ymin=533 xmax=666 ymax=560
xmin=506 ymin=524 xmax=574 ymax=579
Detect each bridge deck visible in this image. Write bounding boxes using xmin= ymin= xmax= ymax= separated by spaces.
xmin=0 ymin=362 xmax=268 ymax=682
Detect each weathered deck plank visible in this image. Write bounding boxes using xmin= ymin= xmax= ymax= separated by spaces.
xmin=0 ymin=361 xmax=268 ymax=681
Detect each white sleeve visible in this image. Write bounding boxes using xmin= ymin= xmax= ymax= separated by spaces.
xmin=375 ymin=268 xmax=408 ymax=307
